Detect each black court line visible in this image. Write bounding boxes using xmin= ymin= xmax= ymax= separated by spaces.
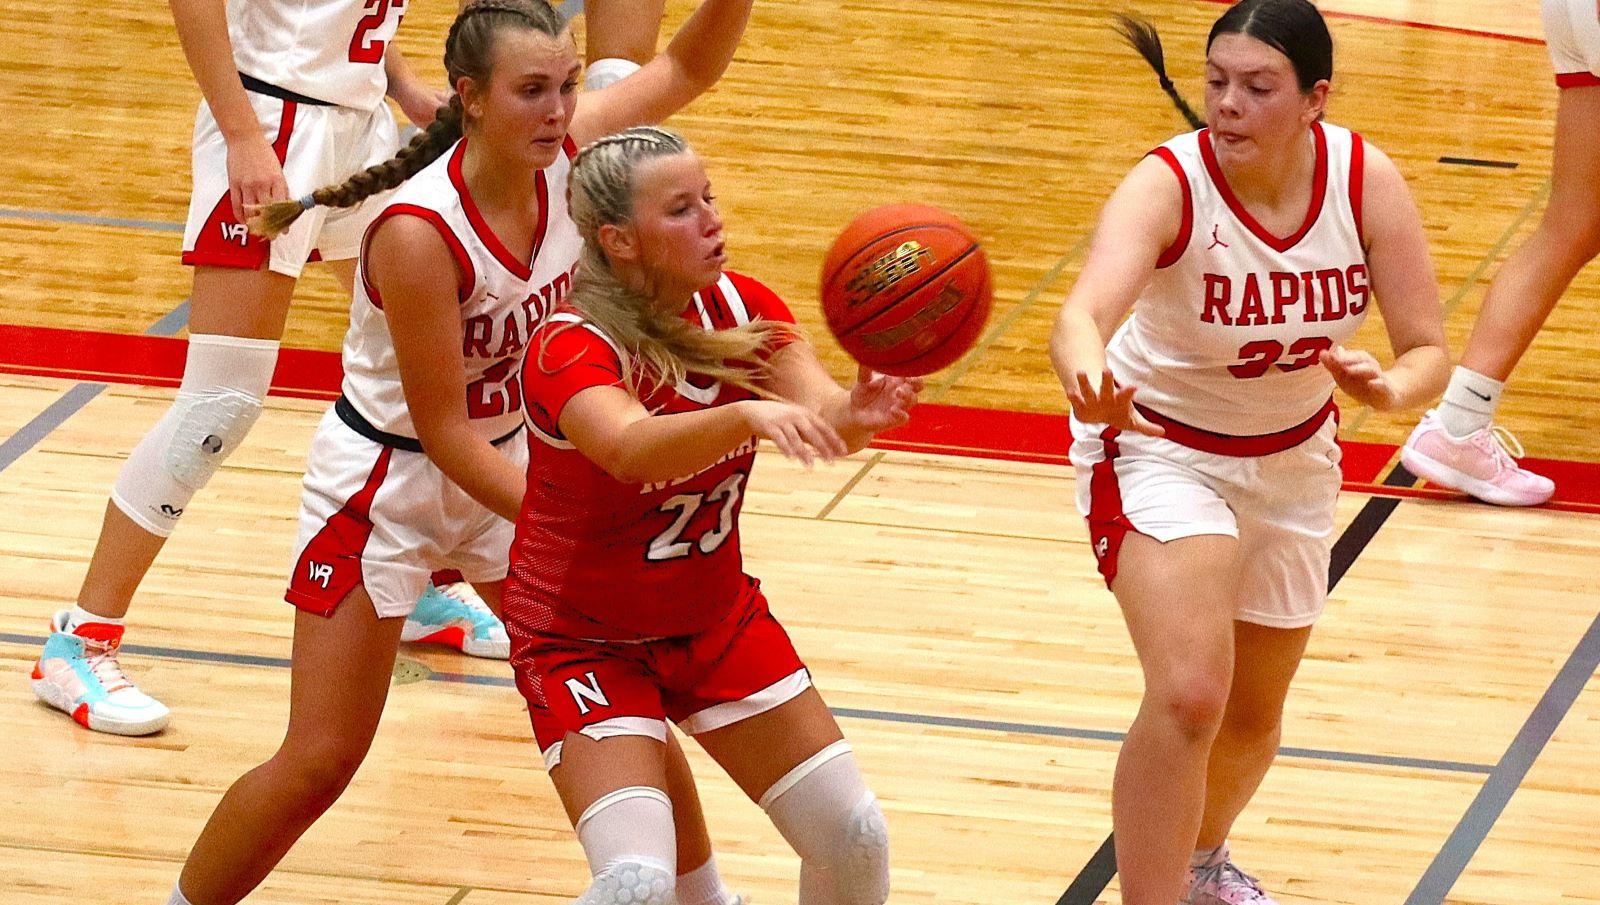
xmin=1403 ymin=608 xmax=1600 ymax=904
xmin=1438 ymin=156 xmax=1519 ymax=170
xmin=1058 ymin=462 xmax=1420 ymax=905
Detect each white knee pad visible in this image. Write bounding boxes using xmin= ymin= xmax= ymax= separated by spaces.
xmin=111 ymin=334 xmax=277 ymax=536
xmin=762 ymin=742 xmax=890 ymax=905
xmin=574 ymin=786 xmax=677 ymax=905
xmin=584 ymin=57 xmax=642 ymax=91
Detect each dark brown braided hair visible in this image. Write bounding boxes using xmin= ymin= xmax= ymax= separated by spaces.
xmin=250 ymin=0 xmax=568 ymax=238
xmin=1115 ymin=0 xmax=1333 ymax=132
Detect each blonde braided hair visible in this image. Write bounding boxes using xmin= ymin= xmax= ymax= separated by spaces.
xmin=250 ymin=0 xmax=569 ymax=238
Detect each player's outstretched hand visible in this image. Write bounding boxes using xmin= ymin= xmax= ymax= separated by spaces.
xmin=395 ymin=84 xmax=455 ymax=131
xmin=1066 ymin=369 xmax=1165 ymax=438
xmin=226 ymin=132 xmax=290 ymax=224
xmin=845 ymin=365 xmax=923 ymax=435
xmin=741 ymin=400 xmax=849 ymax=469
xmin=1320 ymin=345 xmax=1400 ymax=410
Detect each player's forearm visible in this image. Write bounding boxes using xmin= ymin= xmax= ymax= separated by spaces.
xmin=662 ymin=0 xmax=754 ymax=92
xmin=170 ymin=0 xmax=259 ymax=140
xmin=1380 ymin=342 xmax=1450 ymax=411
xmin=421 ymin=427 xmax=526 ymax=522
xmin=1050 ymin=305 xmax=1110 ymax=394
xmin=609 ymin=405 xmax=757 ymax=485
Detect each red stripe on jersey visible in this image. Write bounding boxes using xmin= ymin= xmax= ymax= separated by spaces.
xmin=449 ymin=139 xmax=534 ymax=280
xmin=1082 ymin=425 xmax=1136 ymax=589
xmin=532 ymin=171 xmax=550 ymax=264
xmin=181 ymin=101 xmax=298 ymax=271
xmin=1556 ymin=71 xmax=1600 ymax=88
xmin=1199 ymin=122 xmax=1328 ymax=253
xmin=1149 ymin=147 xmax=1192 ymax=269
xmin=359 ymin=204 xmax=477 ymax=307
xmin=285 ymin=446 xmax=394 ymax=617
xmin=563 ymin=135 xmax=578 ymax=160
xmin=1133 ymin=396 xmax=1338 ymax=457
xmin=1349 ymin=131 xmax=1366 ymax=250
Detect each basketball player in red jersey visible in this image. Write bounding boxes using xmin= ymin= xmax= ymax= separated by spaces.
xmin=163 ymin=2 xmax=759 ymax=903
xmin=1050 ymin=2 xmax=1448 ymax=903
xmin=504 ymin=126 xmax=918 ymax=905
xmin=1399 ymin=0 xmax=1600 ymax=506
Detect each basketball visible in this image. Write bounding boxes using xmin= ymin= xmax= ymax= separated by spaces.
xmin=819 ymin=204 xmax=992 ymax=377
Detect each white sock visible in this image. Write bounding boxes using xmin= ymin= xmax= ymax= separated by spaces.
xmin=678 ymin=855 xmax=737 ymax=905
xmin=1436 ymin=366 xmax=1505 ymax=438
xmin=166 ymin=884 xmax=195 ymax=905
xmin=584 ymin=57 xmax=642 ymax=91
xmin=67 ymin=605 xmax=123 ymax=631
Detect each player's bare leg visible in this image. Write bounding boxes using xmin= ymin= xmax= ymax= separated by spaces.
xmin=582 ymin=0 xmax=666 ymax=89
xmin=1403 ymin=86 xmax=1600 ymax=506
xmin=33 ymin=266 xmax=293 ymax=735
xmin=1187 ymin=621 xmax=1311 ymax=905
xmin=698 ymin=689 xmax=889 ymax=905
xmin=174 ymin=586 xmax=405 ymax=905
xmin=1106 ymin=533 xmax=1240 ymax=905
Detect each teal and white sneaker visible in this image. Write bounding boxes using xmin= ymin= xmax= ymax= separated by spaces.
xmin=401 ymin=582 xmax=509 ymax=659
xmin=31 ymin=611 xmax=170 ymax=735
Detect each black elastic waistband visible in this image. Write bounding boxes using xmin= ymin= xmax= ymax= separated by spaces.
xmin=336 ymin=395 xmax=522 ymax=452
xmin=240 ymin=73 xmax=335 ymax=107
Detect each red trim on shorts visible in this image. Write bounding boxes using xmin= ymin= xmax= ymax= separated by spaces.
xmin=1556 ymin=71 xmax=1600 ymax=88
xmin=1199 ymin=122 xmax=1328 ymax=253
xmin=1149 ymin=147 xmax=1192 ymax=268
xmin=448 ymin=139 xmax=534 ymax=280
xmin=1349 ymin=131 xmax=1366 ymax=250
xmin=182 ymin=101 xmax=299 ymax=270
xmin=1133 ymin=397 xmax=1338 ymax=457
xmin=1083 ymin=425 xmax=1136 ymax=589
xmin=285 ymin=445 xmax=394 ymax=617
xmin=358 ymin=204 xmax=476 ymax=307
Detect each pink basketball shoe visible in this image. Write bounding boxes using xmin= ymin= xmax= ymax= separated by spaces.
xmin=1400 ymin=411 xmax=1554 ymax=507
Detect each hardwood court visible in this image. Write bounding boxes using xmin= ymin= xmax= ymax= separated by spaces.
xmin=1 ymin=0 xmax=1598 ymax=903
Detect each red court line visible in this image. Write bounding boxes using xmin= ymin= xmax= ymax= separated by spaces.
xmin=3 ymin=323 xmax=1597 ymax=510
xmin=1195 ymin=0 xmax=1544 ymax=46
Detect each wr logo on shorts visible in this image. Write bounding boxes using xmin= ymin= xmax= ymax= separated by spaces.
xmin=219 ymin=223 xmax=249 ymax=246
xmin=1095 ymin=537 xmax=1109 ymax=559
xmin=566 ymin=671 xmax=611 ymax=715
xmin=307 ymin=561 xmax=335 ymax=589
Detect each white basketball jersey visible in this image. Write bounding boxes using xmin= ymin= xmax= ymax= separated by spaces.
xmin=1107 ymin=122 xmax=1369 ymax=437
xmin=345 ymin=136 xmax=583 ymax=442
xmin=227 ymin=0 xmax=406 ymax=109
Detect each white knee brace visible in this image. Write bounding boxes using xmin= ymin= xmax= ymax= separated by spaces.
xmin=111 ymin=334 xmax=277 ymax=537
xmin=574 ymin=786 xmax=677 ymax=905
xmin=761 ymin=741 xmax=890 ymax=905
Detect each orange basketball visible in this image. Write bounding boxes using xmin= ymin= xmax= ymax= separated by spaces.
xmin=819 ymin=204 xmax=992 ymax=377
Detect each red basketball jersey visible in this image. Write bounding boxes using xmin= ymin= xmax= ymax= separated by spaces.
xmin=505 ymin=271 xmax=796 ymax=641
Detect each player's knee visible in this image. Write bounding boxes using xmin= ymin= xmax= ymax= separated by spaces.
xmin=270 ymin=737 xmax=369 ymax=813
xmin=110 ymin=335 xmax=277 ymax=536
xmin=574 ymin=859 xmax=675 ymax=905
xmin=762 ymin=742 xmax=891 ymax=905
xmin=1219 ymin=694 xmax=1284 ymax=744
xmin=1155 ymin=676 xmax=1231 ymax=739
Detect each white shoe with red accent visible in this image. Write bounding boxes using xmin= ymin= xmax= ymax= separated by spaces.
xmin=1183 ymin=847 xmax=1278 ymax=905
xmin=31 ymin=611 xmax=170 ymax=735
xmin=401 ymin=582 xmax=510 ymax=659
xmin=1400 ymin=411 xmax=1555 ymax=507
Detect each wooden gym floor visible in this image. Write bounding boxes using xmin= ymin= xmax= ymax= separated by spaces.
xmin=1 ymin=0 xmax=1597 ymax=903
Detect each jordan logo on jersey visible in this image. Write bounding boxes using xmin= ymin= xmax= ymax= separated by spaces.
xmin=1207 ymin=225 xmax=1229 ymax=250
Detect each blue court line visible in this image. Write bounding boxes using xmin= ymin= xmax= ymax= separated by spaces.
xmin=1404 ymin=608 xmax=1600 ymax=904
xmin=0 ymin=206 xmax=185 ymax=234
xmin=0 ymin=630 xmax=1494 ymax=776
xmin=0 ymin=303 xmax=190 ymax=473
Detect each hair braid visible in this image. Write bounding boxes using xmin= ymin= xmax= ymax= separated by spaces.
xmin=1113 ymin=13 xmax=1205 ymax=130
xmin=248 ymin=0 xmax=567 ymax=240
